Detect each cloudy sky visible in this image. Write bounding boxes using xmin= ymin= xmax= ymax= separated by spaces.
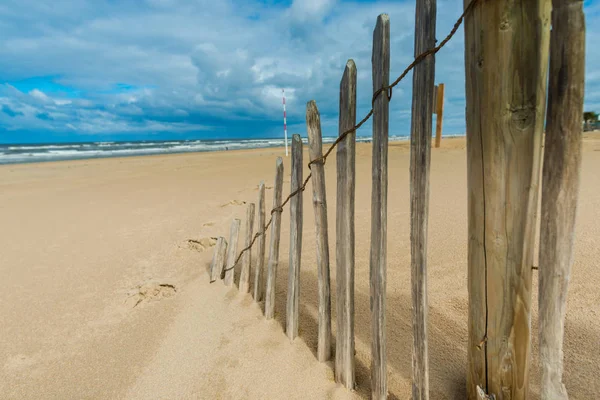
xmin=0 ymin=0 xmax=598 ymax=144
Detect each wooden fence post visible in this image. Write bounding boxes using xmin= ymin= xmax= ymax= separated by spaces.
xmin=306 ymin=101 xmax=332 ymax=362
xmin=370 ymin=14 xmax=390 ymax=400
xmin=434 ymin=83 xmax=445 ymax=148
xmin=539 ymin=1 xmax=585 ymax=399
xmin=336 ymin=60 xmax=357 ymax=386
xmin=239 ymin=203 xmax=256 ymax=293
xmin=410 ymin=0 xmax=436 ymax=398
xmin=286 ymin=134 xmax=303 ymax=340
xmin=210 ymin=236 xmax=228 ymax=282
xmin=265 ymin=158 xmax=284 ymax=319
xmin=254 ymin=181 xmax=267 ymax=301
xmin=464 ymin=0 xmax=551 ymax=398
xmin=224 ymin=219 xmax=241 ymax=286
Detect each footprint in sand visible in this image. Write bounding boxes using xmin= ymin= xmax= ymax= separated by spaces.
xmin=220 ymin=200 xmax=246 ymax=207
xmin=186 ymin=237 xmax=217 ymax=252
xmin=125 ymin=281 xmax=177 ymax=309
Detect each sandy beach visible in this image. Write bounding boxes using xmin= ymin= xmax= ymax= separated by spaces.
xmin=1 ymin=134 xmax=599 ymax=399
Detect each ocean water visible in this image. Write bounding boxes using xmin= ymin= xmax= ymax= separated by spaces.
xmin=0 ymin=135 xmax=420 ymax=165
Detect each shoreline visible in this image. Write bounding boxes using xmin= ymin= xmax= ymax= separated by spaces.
xmin=2 ymin=131 xmax=598 ymax=167
xmin=0 ymin=134 xmax=471 ymax=167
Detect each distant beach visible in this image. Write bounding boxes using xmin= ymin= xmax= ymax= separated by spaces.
xmin=0 ymin=135 xmax=465 ymax=165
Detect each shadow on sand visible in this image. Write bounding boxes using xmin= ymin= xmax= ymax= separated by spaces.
xmin=204 ymin=257 xmax=599 ymax=399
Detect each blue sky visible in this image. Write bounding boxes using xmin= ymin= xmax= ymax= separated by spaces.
xmin=0 ymin=0 xmax=599 ymax=144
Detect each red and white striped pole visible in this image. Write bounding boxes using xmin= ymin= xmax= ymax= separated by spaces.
xmin=282 ymin=88 xmax=288 ymax=156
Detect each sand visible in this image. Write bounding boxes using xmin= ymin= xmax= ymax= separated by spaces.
xmin=1 ymin=134 xmax=599 ymax=399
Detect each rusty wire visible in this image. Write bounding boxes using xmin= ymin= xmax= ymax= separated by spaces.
xmin=214 ymin=0 xmax=480 ymax=280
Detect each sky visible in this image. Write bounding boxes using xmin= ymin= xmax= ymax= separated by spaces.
xmin=0 ymin=0 xmax=599 ymax=144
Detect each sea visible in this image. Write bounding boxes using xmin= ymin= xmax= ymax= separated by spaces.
xmin=0 ymin=135 xmax=447 ymax=165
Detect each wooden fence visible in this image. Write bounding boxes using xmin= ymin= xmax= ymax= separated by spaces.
xmin=208 ymin=1 xmax=585 ymax=399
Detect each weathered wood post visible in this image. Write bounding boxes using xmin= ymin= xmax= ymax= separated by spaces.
xmin=239 ymin=203 xmax=256 ymax=293
xmin=410 ymin=0 xmax=436 ymax=397
xmin=265 ymin=158 xmax=284 ymax=319
xmin=539 ymin=1 xmax=585 ymax=399
xmin=336 ymin=60 xmax=357 ymax=386
xmin=464 ymin=0 xmax=551 ymax=398
xmin=306 ymin=100 xmax=332 ymax=362
xmin=224 ymin=219 xmax=241 ymax=286
xmin=370 ymin=13 xmax=390 ymax=400
xmin=434 ymin=83 xmax=445 ymax=148
xmin=210 ymin=236 xmax=228 ymax=282
xmin=286 ymin=134 xmax=303 ymax=340
xmin=254 ymin=181 xmax=267 ymax=301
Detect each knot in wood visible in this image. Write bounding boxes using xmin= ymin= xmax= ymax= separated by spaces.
xmin=510 ymin=106 xmax=535 ymax=130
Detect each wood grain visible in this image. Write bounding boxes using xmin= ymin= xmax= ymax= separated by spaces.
xmin=224 ymin=219 xmax=241 ymax=286
xmin=370 ymin=13 xmax=390 ymax=400
xmin=286 ymin=134 xmax=303 ymax=340
xmin=239 ymin=203 xmax=255 ymax=293
xmin=254 ymin=181 xmax=267 ymax=301
xmin=539 ymin=1 xmax=585 ymax=399
xmin=306 ymin=100 xmax=332 ymax=362
xmin=265 ymin=158 xmax=284 ymax=319
xmin=410 ymin=0 xmax=435 ymax=397
xmin=434 ymin=83 xmax=445 ymax=148
xmin=335 ymin=60 xmax=357 ymax=386
xmin=210 ymin=236 xmax=227 ymax=282
xmin=464 ymin=0 xmax=551 ymax=398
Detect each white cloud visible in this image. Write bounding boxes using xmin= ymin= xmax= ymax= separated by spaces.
xmin=290 ymin=0 xmax=337 ymax=21
xmin=29 ymin=89 xmax=50 ymax=102
xmin=0 ymin=0 xmax=598 ymax=139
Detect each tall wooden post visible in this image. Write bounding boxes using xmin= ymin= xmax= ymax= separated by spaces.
xmin=434 ymin=83 xmax=445 ymax=148
xmin=306 ymin=100 xmax=332 ymax=362
xmin=464 ymin=0 xmax=551 ymax=399
xmin=239 ymin=203 xmax=256 ymax=293
xmin=286 ymin=134 xmax=303 ymax=340
xmin=410 ymin=0 xmax=435 ymax=397
xmin=254 ymin=181 xmax=267 ymax=301
xmin=265 ymin=158 xmax=284 ymax=319
xmin=539 ymin=1 xmax=585 ymax=399
xmin=370 ymin=14 xmax=390 ymax=400
xmin=224 ymin=219 xmax=241 ymax=287
xmin=336 ymin=60 xmax=357 ymax=387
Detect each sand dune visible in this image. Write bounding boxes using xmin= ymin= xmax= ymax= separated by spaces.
xmin=1 ymin=135 xmax=599 ymax=399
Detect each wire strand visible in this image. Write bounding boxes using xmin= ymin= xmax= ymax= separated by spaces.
xmin=216 ymin=0 xmax=480 ymax=278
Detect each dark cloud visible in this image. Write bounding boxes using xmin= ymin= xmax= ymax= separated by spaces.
xmin=36 ymin=112 xmax=54 ymax=121
xmin=1 ymin=105 xmax=24 ymax=117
